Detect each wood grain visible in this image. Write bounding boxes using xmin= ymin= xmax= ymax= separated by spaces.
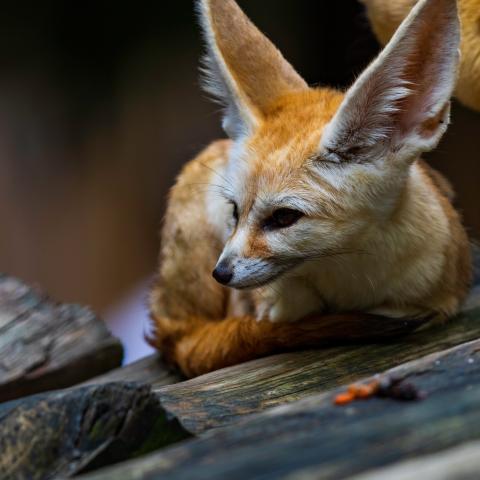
xmin=83 ymin=354 xmax=183 ymax=388
xmin=0 ymin=274 xmax=123 ymax=402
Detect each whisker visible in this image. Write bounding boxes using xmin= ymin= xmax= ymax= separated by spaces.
xmin=265 ymin=283 xmax=282 ymax=298
xmin=302 ymin=248 xmax=371 ymax=261
xmin=198 ymin=161 xmax=233 ymax=189
xmin=184 ymin=182 xmax=236 ymax=201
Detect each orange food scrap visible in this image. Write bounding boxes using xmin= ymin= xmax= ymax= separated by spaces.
xmin=334 ymin=392 xmax=356 ymax=405
xmin=348 ymin=384 xmax=360 ymax=395
xmin=334 ymin=381 xmax=380 ymax=405
xmin=356 ymin=382 xmax=379 ymax=398
xmin=334 ymin=376 xmax=425 ymax=406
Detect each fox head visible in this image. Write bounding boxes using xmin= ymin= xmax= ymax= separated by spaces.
xmin=200 ymin=0 xmax=460 ymax=289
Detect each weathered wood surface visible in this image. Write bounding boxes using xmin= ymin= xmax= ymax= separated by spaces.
xmin=83 ymin=354 xmax=182 ymax=388
xmin=154 ymin=288 xmax=480 ymax=435
xmin=79 ymin=338 xmax=480 ymax=480
xmin=0 ymin=274 xmax=123 ymax=402
xmin=0 ymin=382 xmax=190 ymax=480
xmin=349 ymin=440 xmax=480 ymax=480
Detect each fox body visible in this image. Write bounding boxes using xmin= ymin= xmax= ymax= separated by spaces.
xmin=361 ymin=0 xmax=480 ymax=112
xmin=150 ymin=0 xmax=472 ymax=377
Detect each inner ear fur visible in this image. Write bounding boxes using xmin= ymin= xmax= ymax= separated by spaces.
xmin=320 ymin=0 xmax=460 ymax=164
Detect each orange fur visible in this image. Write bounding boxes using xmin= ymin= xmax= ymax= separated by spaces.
xmin=205 ymin=0 xmax=307 ymax=115
xmin=150 ymin=0 xmax=471 ymax=377
xmin=149 ymin=312 xmax=425 ymax=377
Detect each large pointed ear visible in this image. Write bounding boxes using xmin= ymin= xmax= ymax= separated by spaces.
xmin=320 ymin=0 xmax=460 ymax=165
xmin=197 ymin=0 xmax=308 ymax=139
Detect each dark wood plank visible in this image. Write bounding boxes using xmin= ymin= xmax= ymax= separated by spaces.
xmin=0 ymin=382 xmax=190 ymax=480
xmin=83 ymin=354 xmax=183 ymax=388
xmin=155 ymin=289 xmax=480 ymax=434
xmin=78 ymin=338 xmax=480 ymax=480
xmin=0 ymin=274 xmax=123 ymax=402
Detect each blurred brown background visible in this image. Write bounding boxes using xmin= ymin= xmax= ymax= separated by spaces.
xmin=0 ymin=1 xmax=478 ymax=341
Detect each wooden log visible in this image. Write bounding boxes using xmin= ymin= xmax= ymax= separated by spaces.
xmin=83 ymin=354 xmax=183 ymax=388
xmin=78 ymin=338 xmax=480 ymax=480
xmin=155 ymin=289 xmax=480 ymax=435
xmin=0 ymin=274 xmax=123 ymax=402
xmin=0 ymin=382 xmax=190 ymax=480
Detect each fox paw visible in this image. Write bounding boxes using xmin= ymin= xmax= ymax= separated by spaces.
xmin=268 ymin=301 xmax=297 ymax=323
xmin=268 ymin=291 xmax=321 ymax=323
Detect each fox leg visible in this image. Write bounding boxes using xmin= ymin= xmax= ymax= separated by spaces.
xmin=150 ymin=312 xmax=427 ymax=378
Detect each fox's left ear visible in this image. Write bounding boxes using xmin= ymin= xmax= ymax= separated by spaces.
xmin=197 ymin=0 xmax=308 ymax=139
xmin=320 ymin=0 xmax=460 ymax=164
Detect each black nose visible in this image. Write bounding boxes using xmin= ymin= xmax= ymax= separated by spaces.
xmin=212 ymin=262 xmax=233 ymax=285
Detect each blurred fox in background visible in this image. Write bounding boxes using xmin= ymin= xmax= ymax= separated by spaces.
xmin=361 ymin=0 xmax=480 ymax=112
xmin=149 ymin=0 xmax=472 ymax=377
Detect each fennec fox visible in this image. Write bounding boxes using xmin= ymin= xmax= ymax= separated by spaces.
xmin=150 ymin=0 xmax=471 ymax=377
xmin=361 ymin=0 xmax=480 ymax=112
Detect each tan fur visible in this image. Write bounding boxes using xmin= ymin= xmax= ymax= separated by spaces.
xmin=149 ymin=0 xmax=472 ymax=377
xmin=361 ymin=0 xmax=480 ymax=111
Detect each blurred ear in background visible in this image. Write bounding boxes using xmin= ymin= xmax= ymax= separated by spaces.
xmin=0 ymin=1 xmax=478 ymax=363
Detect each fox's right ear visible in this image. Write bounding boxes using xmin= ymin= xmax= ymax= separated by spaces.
xmin=320 ymin=0 xmax=460 ymax=165
xmin=197 ymin=0 xmax=307 ymax=139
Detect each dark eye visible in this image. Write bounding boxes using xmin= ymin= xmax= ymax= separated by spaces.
xmin=230 ymin=201 xmax=239 ymax=224
xmin=264 ymin=208 xmax=304 ymax=230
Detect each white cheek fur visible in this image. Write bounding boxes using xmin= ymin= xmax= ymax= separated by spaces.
xmin=232 ymin=258 xmax=274 ymax=286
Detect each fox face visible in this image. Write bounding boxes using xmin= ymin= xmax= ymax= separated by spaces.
xmin=214 ymin=90 xmax=389 ymax=289
xmin=201 ymin=0 xmax=460 ymax=290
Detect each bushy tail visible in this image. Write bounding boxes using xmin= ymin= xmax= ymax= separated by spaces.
xmin=148 ymin=313 xmax=426 ymax=378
